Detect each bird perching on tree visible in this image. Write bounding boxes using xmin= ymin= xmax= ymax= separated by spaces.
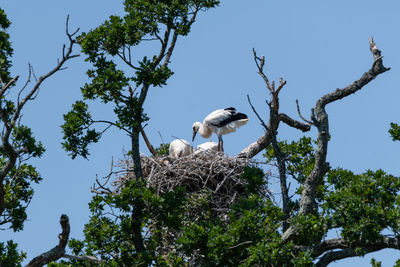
xmin=192 ymin=107 xmax=249 ymax=152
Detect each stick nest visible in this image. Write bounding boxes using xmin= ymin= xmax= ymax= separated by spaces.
xmin=113 ymin=151 xmax=269 ymax=261
xmin=114 ymin=150 xmax=268 ymax=218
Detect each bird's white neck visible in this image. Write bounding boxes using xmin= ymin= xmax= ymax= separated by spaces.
xmin=198 ymin=122 xmax=212 ymax=138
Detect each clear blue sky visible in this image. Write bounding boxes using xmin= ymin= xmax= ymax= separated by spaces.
xmin=2 ymin=1 xmax=400 ymax=265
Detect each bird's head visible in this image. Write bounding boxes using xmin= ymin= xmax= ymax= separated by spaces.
xmin=192 ymin=122 xmax=201 ymax=141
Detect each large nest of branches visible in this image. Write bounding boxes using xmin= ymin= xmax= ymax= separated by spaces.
xmin=115 ymin=150 xmax=268 ymax=218
xmin=114 ymin=151 xmax=268 ymax=261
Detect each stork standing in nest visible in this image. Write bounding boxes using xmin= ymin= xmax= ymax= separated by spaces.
xmin=192 ymin=107 xmax=248 ymax=152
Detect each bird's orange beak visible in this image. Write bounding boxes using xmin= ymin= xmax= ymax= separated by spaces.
xmin=192 ymin=131 xmax=197 ymax=142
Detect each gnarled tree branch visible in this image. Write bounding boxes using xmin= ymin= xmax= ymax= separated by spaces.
xmin=282 ymin=37 xmax=390 ymax=242
xmin=26 ymin=214 xmax=70 ymax=267
xmin=238 ymin=50 xmax=310 ymax=159
xmin=240 ymin=50 xmax=310 ymax=230
xmin=313 ymin=237 xmax=400 ymax=267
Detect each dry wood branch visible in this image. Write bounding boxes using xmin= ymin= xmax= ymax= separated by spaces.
xmin=296 ymin=99 xmax=313 ymax=125
xmin=140 ymin=125 xmax=157 ymax=156
xmin=26 ymin=215 xmax=70 ymax=267
xmin=62 ymin=254 xmax=105 ymax=264
xmin=313 ymin=237 xmax=400 ymax=267
xmin=26 ymin=215 xmax=103 ymax=266
xmin=0 ymin=75 xmax=19 ymax=98
xmin=279 ymin=113 xmax=310 ymax=132
xmin=0 ymin=16 xmax=79 ymax=219
xmin=282 ymin=37 xmax=390 ymax=242
xmin=239 ymin=49 xmax=310 ymax=159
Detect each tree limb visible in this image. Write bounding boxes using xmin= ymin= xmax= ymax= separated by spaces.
xmin=0 ymin=15 xmax=79 ymax=218
xmin=238 ymin=50 xmax=310 ymax=158
xmin=140 ymin=125 xmax=157 ymax=156
xmin=282 ymin=37 xmax=390 ymax=242
xmin=279 ymin=113 xmax=311 ymax=132
xmin=314 ymin=237 xmax=400 ymax=267
xmin=26 ymin=214 xmax=70 ymax=267
xmin=62 ymin=254 xmax=105 ymax=264
xmin=0 ymin=75 xmax=19 ymax=98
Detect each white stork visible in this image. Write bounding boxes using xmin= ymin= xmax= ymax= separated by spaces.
xmin=194 ymin=141 xmax=218 ymax=154
xmin=169 ymin=139 xmax=193 ymax=158
xmin=192 ymin=107 xmax=248 ymax=152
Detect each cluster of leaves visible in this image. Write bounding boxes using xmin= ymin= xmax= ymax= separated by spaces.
xmin=62 ymin=0 xmax=219 ymax=159
xmin=389 ymin=122 xmax=400 ymax=142
xmin=0 ymin=241 xmax=26 ymax=267
xmin=264 ymin=137 xmax=317 ymax=214
xmin=323 ymin=168 xmax=400 ymax=244
xmin=155 ymin=142 xmax=169 ymax=156
xmin=2 ymin=163 xmax=42 ymax=231
xmin=62 ymin=101 xmax=101 ymax=159
xmin=0 ymin=8 xmax=12 ymax=84
xmin=264 ymin=136 xmax=315 ymax=184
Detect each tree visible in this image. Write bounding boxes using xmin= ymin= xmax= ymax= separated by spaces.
xmin=3 ymin=1 xmax=393 ymax=266
xmin=59 ymin=0 xmax=220 ymax=265
xmin=0 ymin=9 xmax=79 ymax=266
xmin=52 ymin=1 xmax=400 ymax=266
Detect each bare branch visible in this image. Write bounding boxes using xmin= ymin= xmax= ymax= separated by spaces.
xmin=296 ymin=99 xmax=313 ymax=125
xmin=313 ymin=237 xmax=400 ymax=267
xmin=282 ymin=37 xmax=390 ymax=242
xmin=26 ymin=215 xmax=70 ymax=267
xmin=239 ymin=49 xmax=309 ymax=158
xmin=117 ymin=51 xmax=140 ymax=71
xmin=163 ymin=31 xmax=179 ymax=68
xmin=0 ymin=16 xmax=79 ymax=219
xmin=90 ymin=119 xmax=131 ymax=135
xmin=252 ymin=48 xmax=273 ymax=92
xmin=10 ymin=16 xmax=79 ymax=132
xmin=0 ymin=75 xmax=19 ymax=98
xmin=247 ymin=94 xmax=268 ymax=131
xmin=62 ymin=254 xmax=105 ymax=264
xmin=140 ymin=125 xmax=157 ymax=156
xmin=279 ymin=113 xmax=311 ymax=132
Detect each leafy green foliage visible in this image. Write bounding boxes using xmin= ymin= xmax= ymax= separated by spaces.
xmin=0 ymin=8 xmax=13 ymax=84
xmin=155 ymin=143 xmax=169 ymax=156
xmin=63 ymin=0 xmax=220 ymax=159
xmin=59 ymin=166 xmax=316 ymax=266
xmin=0 ymin=240 xmax=26 ymax=267
xmin=2 ymin=163 xmax=42 ymax=231
xmin=11 ymin=125 xmax=45 ymax=157
xmin=389 ymin=122 xmax=400 ymax=141
xmin=370 ymin=258 xmax=382 ymax=267
xmin=323 ymin=168 xmax=400 ymax=244
xmin=60 ymin=179 xmax=188 ymax=266
xmin=61 ymin=101 xmax=101 ymax=159
xmin=60 ymin=128 xmax=400 ymax=266
xmin=264 ymin=136 xmax=315 ymax=184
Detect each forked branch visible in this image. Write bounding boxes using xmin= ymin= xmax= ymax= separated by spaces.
xmin=238 ymin=49 xmax=310 ymax=159
xmin=240 ymin=49 xmax=311 ymax=230
xmin=26 ymin=215 xmax=104 ymax=266
xmin=0 ymin=16 xmax=79 ymax=219
xmin=282 ymin=37 xmax=390 ymax=242
xmin=26 ymin=215 xmax=70 ymax=267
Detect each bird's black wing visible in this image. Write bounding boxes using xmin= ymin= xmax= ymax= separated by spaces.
xmin=211 ymin=110 xmax=248 ymax=127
